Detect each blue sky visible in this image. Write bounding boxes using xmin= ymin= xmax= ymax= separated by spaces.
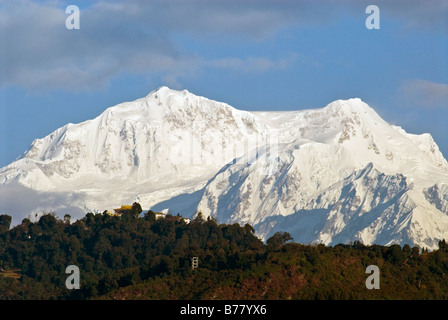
xmin=0 ymin=0 xmax=447 ymax=167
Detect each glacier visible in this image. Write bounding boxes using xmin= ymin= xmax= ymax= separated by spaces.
xmin=1 ymin=86 xmax=447 ymax=249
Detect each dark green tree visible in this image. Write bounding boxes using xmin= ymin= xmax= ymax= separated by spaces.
xmin=266 ymin=231 xmax=293 ymax=250
xmin=37 ymin=213 xmax=57 ymax=231
xmin=411 ymin=246 xmax=420 ymax=258
xmin=21 ymin=218 xmax=31 ymax=225
xmin=0 ymin=214 xmax=12 ymax=232
xmin=131 ymin=202 xmax=143 ymax=216
xmin=385 ymin=244 xmax=407 ymax=264
xmin=144 ymin=210 xmax=156 ymax=222
xmin=438 ymin=239 xmax=448 ymax=252
xmin=85 ymin=212 xmax=95 ymax=226
xmin=63 ymin=214 xmax=71 ymax=224
xmin=194 ymin=211 xmax=205 ymax=222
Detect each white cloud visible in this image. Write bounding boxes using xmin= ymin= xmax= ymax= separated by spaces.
xmin=0 ymin=1 xmax=307 ymax=91
xmin=1 ymin=0 xmax=446 ymax=91
xmin=0 ymin=1 xmax=193 ymax=90
xmin=398 ymin=79 xmax=448 ymax=109
xmin=0 ymin=184 xmax=87 ymax=226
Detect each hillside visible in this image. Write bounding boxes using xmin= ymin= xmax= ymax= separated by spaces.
xmin=1 ymin=208 xmax=448 ymax=300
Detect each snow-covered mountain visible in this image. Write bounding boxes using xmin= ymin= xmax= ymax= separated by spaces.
xmin=1 ymin=87 xmax=448 ymax=249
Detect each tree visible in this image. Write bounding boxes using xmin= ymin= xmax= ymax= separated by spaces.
xmin=131 ymin=202 xmax=143 ymax=216
xmin=37 ymin=213 xmax=57 ymax=231
xmin=411 ymin=246 xmax=420 ymax=258
xmin=194 ymin=211 xmax=205 ymax=222
xmin=86 ymin=212 xmax=95 ymax=226
xmin=403 ymin=244 xmax=411 ymax=255
xmin=64 ymin=214 xmax=71 ymax=224
xmin=243 ymin=223 xmax=255 ymax=234
xmin=144 ymin=210 xmax=156 ymax=222
xmin=438 ymin=239 xmax=448 ymax=252
xmin=266 ymin=231 xmax=293 ymax=250
xmin=385 ymin=244 xmax=406 ymax=264
xmin=0 ymin=214 xmax=12 ymax=232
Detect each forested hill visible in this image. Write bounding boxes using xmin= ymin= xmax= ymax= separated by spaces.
xmin=0 ymin=206 xmax=448 ymax=300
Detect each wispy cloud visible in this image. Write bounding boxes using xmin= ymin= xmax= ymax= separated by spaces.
xmin=0 ymin=183 xmax=87 ymax=226
xmin=376 ymin=0 xmax=448 ymax=31
xmin=0 ymin=1 xmax=189 ymax=90
xmin=0 ymin=1 xmax=305 ymax=91
xmin=208 ymin=54 xmax=298 ymax=74
xmin=1 ymin=0 xmax=447 ymax=91
xmin=398 ymin=79 xmax=448 ymax=109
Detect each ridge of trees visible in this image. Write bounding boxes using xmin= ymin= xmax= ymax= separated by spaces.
xmin=0 ymin=208 xmax=447 ymax=300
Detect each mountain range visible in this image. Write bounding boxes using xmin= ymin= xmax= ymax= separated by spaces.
xmin=1 ymin=87 xmax=447 ymax=249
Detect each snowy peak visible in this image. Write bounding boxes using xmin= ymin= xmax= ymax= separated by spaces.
xmin=0 ymin=87 xmax=268 ymax=191
xmin=252 ymin=97 xmax=387 ymax=146
xmin=144 ymin=86 xmax=192 ymax=112
xmin=103 ymin=86 xmax=262 ymax=134
xmin=325 ymin=98 xmax=374 ymax=115
xmin=323 ymin=98 xmax=387 ymax=139
xmin=1 ymin=88 xmax=448 ymax=250
xmin=146 ymin=86 xmax=190 ymax=102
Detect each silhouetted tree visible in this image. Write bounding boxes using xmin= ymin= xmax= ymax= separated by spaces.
xmin=37 ymin=213 xmax=57 ymax=231
xmin=0 ymin=214 xmax=12 ymax=232
xmin=266 ymin=231 xmax=293 ymax=250
xmin=63 ymin=214 xmax=71 ymax=224
xmin=131 ymin=202 xmax=143 ymax=216
xmin=194 ymin=211 xmax=205 ymax=222
xmin=144 ymin=210 xmax=156 ymax=222
xmin=438 ymin=239 xmax=448 ymax=252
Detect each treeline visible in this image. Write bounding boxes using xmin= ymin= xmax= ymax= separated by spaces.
xmin=0 ymin=207 xmax=448 ymax=300
xmin=0 ymin=207 xmax=263 ymax=299
xmin=102 ymin=239 xmax=448 ymax=300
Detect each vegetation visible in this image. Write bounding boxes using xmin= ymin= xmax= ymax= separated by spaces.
xmin=0 ymin=208 xmax=448 ymax=300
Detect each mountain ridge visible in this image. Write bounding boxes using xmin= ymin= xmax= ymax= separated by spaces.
xmin=1 ymin=87 xmax=447 ymax=249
